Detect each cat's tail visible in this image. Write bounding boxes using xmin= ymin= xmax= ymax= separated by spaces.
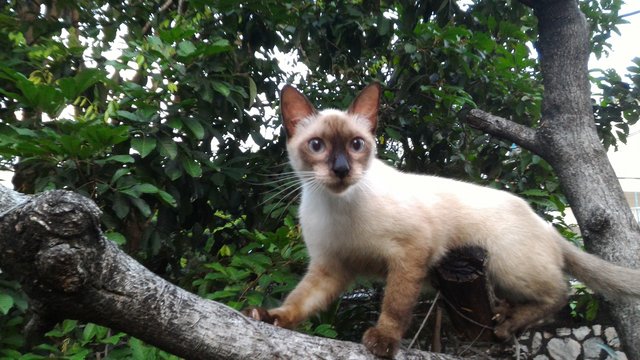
xmin=558 ymin=235 xmax=640 ymax=299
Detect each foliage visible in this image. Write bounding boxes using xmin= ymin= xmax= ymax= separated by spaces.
xmin=1 ymin=318 xmax=180 ymax=360
xmin=0 ymin=0 xmax=638 ymax=357
xmin=0 ymin=278 xmax=29 ymax=352
xmin=592 ymin=57 xmax=640 ymax=150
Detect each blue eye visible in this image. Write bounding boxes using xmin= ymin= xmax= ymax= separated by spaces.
xmin=351 ymin=137 xmax=365 ymax=152
xmin=308 ymin=138 xmax=325 ymax=153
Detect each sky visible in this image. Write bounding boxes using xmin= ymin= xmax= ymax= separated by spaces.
xmin=1 ymin=4 xmax=638 ymax=190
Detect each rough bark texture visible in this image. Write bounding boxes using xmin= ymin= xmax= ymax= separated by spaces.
xmin=465 ymin=1 xmax=640 ymax=357
xmin=0 ymin=187 xmax=460 ymax=360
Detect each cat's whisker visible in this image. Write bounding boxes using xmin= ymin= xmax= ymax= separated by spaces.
xmin=262 ymin=182 xmax=305 ymax=222
xmin=258 ymin=170 xmax=306 ymax=177
xmin=277 ymin=185 xmax=305 ymax=220
xmin=358 ymin=179 xmax=375 ymax=195
xmin=249 ymin=174 xmax=302 ymax=187
xmin=306 ymin=179 xmax=325 ymax=196
xmin=252 ymin=172 xmax=319 ymax=222
xmin=258 ymin=179 xmax=303 ymax=208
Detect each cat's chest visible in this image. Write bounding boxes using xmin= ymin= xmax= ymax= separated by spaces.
xmin=298 ymin=190 xmax=382 ymax=257
xmin=299 ymin=192 xmax=368 ymax=237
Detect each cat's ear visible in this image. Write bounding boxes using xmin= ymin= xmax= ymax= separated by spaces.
xmin=280 ymin=85 xmax=317 ymax=138
xmin=348 ymin=82 xmax=381 ymax=133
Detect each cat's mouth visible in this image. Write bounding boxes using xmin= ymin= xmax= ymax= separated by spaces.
xmin=324 ymin=177 xmax=356 ymax=194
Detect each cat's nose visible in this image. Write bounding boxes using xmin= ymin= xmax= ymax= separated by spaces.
xmin=332 ymin=153 xmax=350 ymax=179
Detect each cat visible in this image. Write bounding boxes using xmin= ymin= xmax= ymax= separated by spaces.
xmin=245 ymin=82 xmax=640 ymax=358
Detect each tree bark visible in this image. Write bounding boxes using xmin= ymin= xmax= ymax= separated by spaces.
xmin=0 ymin=186 xmax=459 ymax=360
xmin=465 ymin=1 xmax=640 ymax=357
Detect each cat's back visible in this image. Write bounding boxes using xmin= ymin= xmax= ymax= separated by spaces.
xmin=363 ymin=159 xmax=512 ymax=208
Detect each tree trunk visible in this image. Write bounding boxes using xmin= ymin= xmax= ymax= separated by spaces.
xmin=432 ymin=247 xmax=496 ymax=342
xmin=465 ymin=1 xmax=640 ymax=357
xmin=0 ymin=187 xmax=459 ymax=360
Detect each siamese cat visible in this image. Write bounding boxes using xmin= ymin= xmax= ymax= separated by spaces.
xmin=246 ymin=82 xmax=640 ymax=358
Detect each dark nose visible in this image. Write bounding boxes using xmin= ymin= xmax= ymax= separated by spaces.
xmin=332 ymin=152 xmax=350 ymax=179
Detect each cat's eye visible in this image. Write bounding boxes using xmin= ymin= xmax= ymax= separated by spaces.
xmin=351 ymin=137 xmax=366 ymax=152
xmin=308 ymin=138 xmax=325 ymax=153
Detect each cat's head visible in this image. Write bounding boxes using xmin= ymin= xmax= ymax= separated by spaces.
xmin=280 ymin=83 xmax=381 ymax=194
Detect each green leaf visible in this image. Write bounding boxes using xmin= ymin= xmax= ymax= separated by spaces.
xmin=245 ymin=292 xmax=264 ymax=306
xmin=112 ymin=194 xmax=130 ymax=219
xmin=183 ymin=118 xmax=205 ymax=139
xmin=314 ymin=324 xmax=338 ymax=338
xmin=111 ymin=168 xmax=131 ymax=184
xmin=108 ymin=155 xmax=135 ymax=163
xmin=209 ymin=289 xmax=239 ymax=300
xmin=74 ymin=68 xmax=104 ymax=95
xmin=0 ymin=293 xmax=14 ymax=315
xmin=130 ymin=196 xmax=152 ymax=217
xmin=177 ymin=41 xmax=197 ymax=57
xmin=131 ymin=136 xmax=156 ymax=158
xmin=61 ymin=319 xmax=78 ymax=335
xmin=166 ymin=118 xmax=183 ymax=130
xmin=212 ymin=81 xmax=231 ymax=97
xmin=182 ymin=158 xmax=202 ymax=178
xmin=164 ymin=160 xmax=183 ymax=180
xmin=82 ymin=323 xmax=98 ymax=341
xmin=56 ymin=69 xmax=104 ymax=100
xmin=520 ymin=189 xmax=548 ymax=197
xmin=157 ymin=190 xmax=177 ymax=207
xmin=218 ymin=244 xmax=233 ymax=257
xmin=100 ymin=332 xmax=127 ymax=345
xmin=15 ymin=77 xmax=38 ymax=106
xmin=404 ymin=43 xmax=417 ymax=53
xmin=105 ymin=231 xmax=126 ymax=245
xmin=157 ymin=137 xmax=178 ymax=159
xmin=0 ymin=87 xmax=25 ymax=103
xmin=132 ymin=183 xmax=159 ymax=194
xmin=37 ymin=85 xmax=66 ymax=116
xmin=248 ymin=77 xmax=257 ymax=107
xmin=201 ymin=39 xmax=232 ymax=55
xmin=116 ymin=110 xmax=142 ymax=122
xmin=11 ymin=126 xmax=38 ymax=137
xmin=57 ymin=77 xmax=77 ymax=100
xmin=1 ymin=335 xmax=25 ymax=348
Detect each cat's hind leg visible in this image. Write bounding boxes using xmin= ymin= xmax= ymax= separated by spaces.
xmin=493 ymin=280 xmax=568 ymax=340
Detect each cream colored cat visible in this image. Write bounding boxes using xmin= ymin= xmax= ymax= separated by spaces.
xmin=246 ymin=82 xmax=640 ymax=358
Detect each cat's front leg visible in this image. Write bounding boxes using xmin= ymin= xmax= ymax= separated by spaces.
xmin=363 ymin=256 xmax=428 ymax=358
xmin=245 ymin=259 xmax=352 ymax=329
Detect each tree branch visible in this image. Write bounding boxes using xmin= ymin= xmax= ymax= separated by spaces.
xmin=464 ymin=109 xmax=540 ymax=154
xmin=0 ymin=187 xmax=460 ymax=360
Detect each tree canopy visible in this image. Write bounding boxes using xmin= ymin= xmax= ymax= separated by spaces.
xmin=1 ymin=0 xmax=639 ymax=358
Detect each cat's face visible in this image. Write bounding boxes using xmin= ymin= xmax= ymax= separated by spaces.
xmin=280 ymin=83 xmax=381 ymax=194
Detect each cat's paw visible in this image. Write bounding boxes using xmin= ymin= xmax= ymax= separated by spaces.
xmin=493 ymin=321 xmax=515 ymax=341
xmin=362 ymin=327 xmax=399 ymax=359
xmin=243 ymin=307 xmax=277 ymax=324
xmin=492 ymin=299 xmax=512 ymax=324
xmin=242 ymin=307 xmax=295 ymax=328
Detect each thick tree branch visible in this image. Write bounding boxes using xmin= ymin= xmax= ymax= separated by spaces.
xmin=0 ymin=187 xmax=459 ymax=360
xmin=464 ymin=109 xmax=540 ymax=153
